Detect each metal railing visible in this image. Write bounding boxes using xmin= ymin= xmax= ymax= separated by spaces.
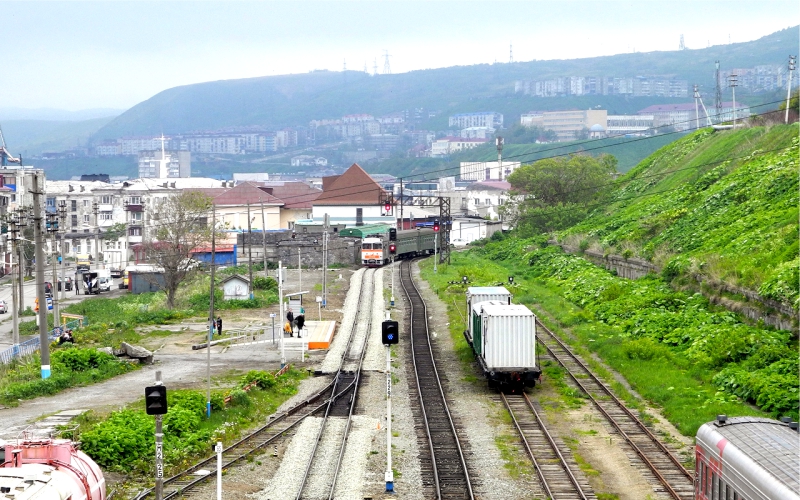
xmin=0 ymin=318 xmax=87 ymax=365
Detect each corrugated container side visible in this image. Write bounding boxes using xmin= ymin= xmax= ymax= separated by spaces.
xmin=482 ymin=311 xmax=536 ymax=369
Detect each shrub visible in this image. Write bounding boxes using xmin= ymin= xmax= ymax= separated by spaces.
xmin=240 ymin=370 xmax=276 ymax=390
xmin=252 ymin=276 xmax=278 ymax=291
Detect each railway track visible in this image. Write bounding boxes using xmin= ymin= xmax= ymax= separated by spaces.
xmin=536 ymin=320 xmax=695 ymax=500
xmin=499 ymin=392 xmax=595 ymax=500
xmin=399 ymin=260 xmax=474 ymax=500
xmin=294 ymin=268 xmax=375 ymax=499
xmin=134 ymin=269 xmax=376 ymax=500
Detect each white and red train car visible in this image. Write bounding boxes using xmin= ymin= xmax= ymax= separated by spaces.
xmin=0 ymin=438 xmax=105 ymax=500
xmin=695 ymin=416 xmax=799 ymax=500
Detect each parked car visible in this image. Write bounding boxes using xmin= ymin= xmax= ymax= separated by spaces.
xmin=98 ymin=277 xmax=113 ymax=292
xmin=58 ymin=276 xmax=73 ymax=291
xmin=0 ymin=300 xmax=7 ymax=314
xmin=450 ymin=238 xmax=470 ymax=248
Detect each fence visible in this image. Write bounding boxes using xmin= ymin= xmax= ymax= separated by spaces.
xmin=0 ymin=319 xmax=87 ymax=365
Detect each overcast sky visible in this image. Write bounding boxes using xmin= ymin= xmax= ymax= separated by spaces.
xmin=1 ymin=0 xmax=796 ymax=112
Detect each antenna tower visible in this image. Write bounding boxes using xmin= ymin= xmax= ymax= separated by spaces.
xmin=679 ymin=35 xmax=685 ymax=50
xmin=509 ymin=44 xmax=514 ymax=63
xmin=383 ymin=50 xmax=391 ymax=75
xmin=715 ymin=61 xmax=722 ymax=124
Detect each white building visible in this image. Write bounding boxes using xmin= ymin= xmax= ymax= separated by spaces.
xmin=449 ymin=112 xmax=503 ymax=129
xmin=430 ymin=137 xmax=488 ymax=157
xmin=460 ymin=127 xmax=495 ymax=139
xmin=460 ymin=161 xmax=521 ymax=182
xmin=138 ymin=150 xmax=191 ymax=178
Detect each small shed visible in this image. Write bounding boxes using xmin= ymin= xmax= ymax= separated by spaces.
xmin=130 ymin=272 xmax=166 ymax=294
xmin=191 ymin=244 xmax=238 ymax=267
xmin=221 ymin=274 xmax=251 ymax=301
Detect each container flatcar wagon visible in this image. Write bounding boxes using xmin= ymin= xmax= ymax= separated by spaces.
xmin=361 ymin=228 xmax=436 ymax=266
xmin=465 ymin=300 xmax=541 ymax=389
xmin=695 ymin=415 xmax=799 ymax=500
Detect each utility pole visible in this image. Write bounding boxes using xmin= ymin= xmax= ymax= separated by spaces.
xmin=16 ymin=208 xmax=26 ymax=315
xmin=729 ymin=73 xmax=738 ymax=128
xmin=260 ymin=200 xmax=267 ymax=273
xmin=693 ymin=84 xmax=701 ymax=130
xmin=92 ymin=201 xmax=100 ymax=268
xmin=786 ymin=55 xmax=797 ymax=124
xmin=206 ymin=204 xmax=216 ymax=419
xmin=399 ymin=178 xmax=403 ymax=230
xmin=58 ymin=202 xmax=67 ymax=303
xmin=32 ymin=171 xmax=50 ymax=379
xmin=715 ymin=61 xmax=722 ymax=124
xmin=9 ymin=213 xmax=20 ymax=357
xmin=47 ymin=212 xmax=59 ymax=328
xmin=496 ymin=136 xmax=504 ymax=180
xmin=247 ymin=203 xmax=253 ymax=298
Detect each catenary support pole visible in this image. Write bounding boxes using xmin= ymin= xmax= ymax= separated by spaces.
xmin=215 ymin=441 xmax=223 ymax=500
xmin=247 ymin=203 xmax=253 ymax=298
xmin=260 ymin=200 xmax=267 ymax=273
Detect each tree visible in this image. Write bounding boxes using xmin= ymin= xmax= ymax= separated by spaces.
xmin=504 ymin=153 xmax=617 ymax=235
xmin=101 ymin=222 xmax=127 ymax=242
xmin=141 ymin=191 xmax=213 ymax=308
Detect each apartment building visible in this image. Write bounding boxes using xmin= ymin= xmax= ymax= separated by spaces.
xmin=606 ymin=115 xmax=655 ymax=136
xmin=448 ymin=112 xmax=503 ymax=129
xmin=521 ymin=109 xmax=608 ymax=141
xmin=515 ymin=75 xmax=688 ymax=98
xmin=138 ymin=150 xmax=191 ymax=178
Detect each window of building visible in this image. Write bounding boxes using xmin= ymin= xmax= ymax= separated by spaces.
xmin=356 ymin=208 xmax=363 ymax=226
xmin=128 ymin=196 xmax=142 ymax=205
xmin=101 ymin=195 xmax=113 ymax=204
xmin=84 ymin=200 xmax=90 ymax=207
xmin=83 ymin=214 xmax=90 ymax=224
xmin=130 ymin=212 xmax=143 ymax=222
xmin=475 ymin=198 xmax=480 ymax=205
xmin=71 ymin=200 xmax=77 ymax=212
xmin=74 ymin=241 xmax=81 ymax=253
xmin=46 ymin=197 xmax=56 ymax=210
xmin=64 ymin=242 xmax=70 ymax=253
xmin=71 ymin=215 xmax=78 ymax=227
xmin=130 ymin=227 xmax=142 ymax=236
xmin=100 ymin=213 xmax=113 ymax=221
xmin=486 ymin=199 xmax=492 ymax=206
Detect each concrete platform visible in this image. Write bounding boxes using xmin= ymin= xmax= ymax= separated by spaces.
xmin=295 ymin=320 xmax=336 ymax=350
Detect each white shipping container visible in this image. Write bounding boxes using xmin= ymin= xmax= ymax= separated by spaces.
xmin=466 ymin=286 xmax=512 ymax=342
xmin=480 ymin=303 xmax=537 ymax=370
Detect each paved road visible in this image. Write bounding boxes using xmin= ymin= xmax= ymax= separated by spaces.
xmin=0 ymin=267 xmax=125 ymax=350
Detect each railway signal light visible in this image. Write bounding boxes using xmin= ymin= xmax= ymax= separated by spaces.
xmin=144 ymin=385 xmax=168 ymax=415
xmin=389 ymin=244 xmax=396 ymax=254
xmin=388 ymin=228 xmax=396 ymax=241
xmin=508 ymin=276 xmax=514 ymax=284
xmin=384 ymin=202 xmax=391 ymax=213
xmin=381 ymin=320 xmax=399 ymax=345
xmin=433 ymin=220 xmax=440 ymax=232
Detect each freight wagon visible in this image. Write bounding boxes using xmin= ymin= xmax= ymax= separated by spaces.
xmin=361 ymin=227 xmax=437 ymax=266
xmin=464 ymin=295 xmax=541 ymax=390
xmin=695 ymin=415 xmax=799 ymax=500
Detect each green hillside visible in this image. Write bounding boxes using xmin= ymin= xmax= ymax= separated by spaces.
xmin=92 ymin=27 xmax=798 ymax=140
xmin=560 ymin=124 xmax=798 ymax=308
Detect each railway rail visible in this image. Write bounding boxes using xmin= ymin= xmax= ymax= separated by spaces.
xmin=536 ymin=320 xmax=695 ymax=500
xmin=399 ymin=260 xmax=474 ymax=500
xmin=134 ymin=269 xmax=376 ymax=500
xmin=294 ymin=268 xmax=375 ymax=499
xmin=499 ymin=392 xmax=595 ymax=500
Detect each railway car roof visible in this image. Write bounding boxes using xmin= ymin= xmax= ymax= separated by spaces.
xmin=480 ymin=303 xmax=534 ymax=316
xmin=467 ymin=286 xmax=511 ymax=296
xmin=698 ymin=417 xmax=800 ymax=495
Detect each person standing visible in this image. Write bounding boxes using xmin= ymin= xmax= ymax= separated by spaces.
xmin=216 ymin=316 xmax=222 ymax=337
xmin=296 ymin=313 xmax=305 ymax=336
xmin=286 ymin=308 xmax=294 ymax=336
